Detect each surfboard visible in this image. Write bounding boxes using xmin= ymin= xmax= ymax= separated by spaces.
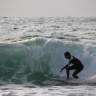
xmin=49 ymin=77 xmax=77 ymax=84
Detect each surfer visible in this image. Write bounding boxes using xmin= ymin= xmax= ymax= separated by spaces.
xmin=60 ymin=52 xmax=84 ymax=80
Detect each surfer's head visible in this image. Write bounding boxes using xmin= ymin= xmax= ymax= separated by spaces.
xmin=64 ymin=51 xmax=71 ymax=59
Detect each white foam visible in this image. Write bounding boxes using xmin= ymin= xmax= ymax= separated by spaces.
xmin=0 ymin=84 xmax=96 ymax=96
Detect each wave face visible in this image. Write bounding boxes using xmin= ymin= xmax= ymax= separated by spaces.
xmin=0 ymin=38 xmax=96 ymax=85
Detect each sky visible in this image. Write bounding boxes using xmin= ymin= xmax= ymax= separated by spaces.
xmin=0 ymin=0 xmax=96 ymax=17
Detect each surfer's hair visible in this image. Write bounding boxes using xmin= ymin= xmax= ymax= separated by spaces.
xmin=64 ymin=51 xmax=71 ymax=56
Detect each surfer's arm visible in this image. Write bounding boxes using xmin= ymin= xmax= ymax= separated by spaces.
xmin=60 ymin=64 xmax=68 ymax=73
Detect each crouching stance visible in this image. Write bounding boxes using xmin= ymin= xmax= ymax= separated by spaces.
xmin=60 ymin=52 xmax=84 ymax=80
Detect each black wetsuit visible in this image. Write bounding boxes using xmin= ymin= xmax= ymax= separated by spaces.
xmin=61 ymin=56 xmax=84 ymax=79
xmin=66 ymin=56 xmax=84 ymax=79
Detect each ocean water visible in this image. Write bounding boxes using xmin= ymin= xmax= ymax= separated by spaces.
xmin=0 ymin=17 xmax=96 ymax=96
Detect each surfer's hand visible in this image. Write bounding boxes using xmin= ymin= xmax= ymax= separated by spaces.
xmin=60 ymin=69 xmax=62 ymax=73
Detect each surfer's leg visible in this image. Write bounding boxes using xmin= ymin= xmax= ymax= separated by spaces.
xmin=72 ymin=69 xmax=82 ymax=79
xmin=72 ymin=65 xmax=84 ymax=79
xmin=66 ymin=65 xmax=76 ymax=79
xmin=72 ymin=70 xmax=79 ymax=79
xmin=66 ymin=68 xmax=70 ymax=79
xmin=68 ymin=65 xmax=78 ymax=79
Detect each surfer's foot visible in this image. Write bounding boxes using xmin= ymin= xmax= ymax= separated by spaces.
xmin=66 ymin=78 xmax=69 ymax=81
xmin=75 ymin=76 xmax=79 ymax=79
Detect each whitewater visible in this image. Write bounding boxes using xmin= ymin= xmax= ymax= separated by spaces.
xmin=0 ymin=17 xmax=96 ymax=96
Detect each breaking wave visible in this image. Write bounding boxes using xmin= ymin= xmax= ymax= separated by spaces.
xmin=0 ymin=38 xmax=96 ymax=85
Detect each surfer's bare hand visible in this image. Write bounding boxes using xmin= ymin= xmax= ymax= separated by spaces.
xmin=60 ymin=70 xmax=62 ymax=73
